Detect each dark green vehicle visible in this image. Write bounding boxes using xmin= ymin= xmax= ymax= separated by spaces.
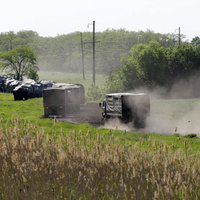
xmin=100 ymin=93 xmax=150 ymax=128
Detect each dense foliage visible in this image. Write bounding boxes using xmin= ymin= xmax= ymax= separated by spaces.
xmin=106 ymin=42 xmax=200 ymax=96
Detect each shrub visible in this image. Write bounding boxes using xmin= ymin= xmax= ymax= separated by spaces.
xmin=87 ymin=85 xmax=104 ymax=101
xmin=184 ymin=133 xmax=197 ymax=138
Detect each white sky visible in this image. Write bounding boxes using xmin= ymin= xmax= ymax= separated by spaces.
xmin=0 ymin=0 xmax=199 ymax=40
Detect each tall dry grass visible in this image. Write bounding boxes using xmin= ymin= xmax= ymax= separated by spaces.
xmin=0 ymin=119 xmax=199 ymax=199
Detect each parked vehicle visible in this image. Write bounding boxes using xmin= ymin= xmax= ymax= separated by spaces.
xmin=12 ymin=79 xmax=55 ymax=101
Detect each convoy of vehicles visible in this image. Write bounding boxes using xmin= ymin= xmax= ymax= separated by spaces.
xmin=43 ymin=86 xmax=150 ymax=128
xmin=0 ymin=74 xmax=150 ymax=129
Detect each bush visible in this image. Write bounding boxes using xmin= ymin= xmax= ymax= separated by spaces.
xmin=184 ymin=133 xmax=197 ymax=138
xmin=87 ymin=84 xmax=104 ymax=101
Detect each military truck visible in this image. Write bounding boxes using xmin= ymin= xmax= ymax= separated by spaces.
xmin=100 ymin=93 xmax=150 ymax=128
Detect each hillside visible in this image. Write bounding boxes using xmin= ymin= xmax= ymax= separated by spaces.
xmin=0 ymin=30 xmax=178 ymax=75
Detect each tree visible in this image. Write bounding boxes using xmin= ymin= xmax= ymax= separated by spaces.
xmin=0 ymin=46 xmax=39 ymax=80
xmin=191 ymin=36 xmax=200 ymax=46
xmin=0 ymin=31 xmax=16 ymax=51
xmin=167 ymin=44 xmax=200 ymax=79
xmin=119 ymin=42 xmax=170 ymax=90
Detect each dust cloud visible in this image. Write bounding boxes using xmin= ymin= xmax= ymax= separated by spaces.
xmin=102 ymin=73 xmax=200 ymax=136
xmin=142 ymin=73 xmax=200 ymax=136
xmin=142 ymin=104 xmax=200 ymax=135
xmin=102 ymin=118 xmax=133 ymax=132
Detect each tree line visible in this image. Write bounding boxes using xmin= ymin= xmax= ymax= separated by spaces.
xmin=0 ymin=29 xmax=190 ymax=75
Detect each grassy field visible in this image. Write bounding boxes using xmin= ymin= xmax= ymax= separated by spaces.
xmin=0 ymin=93 xmax=200 ymax=199
xmin=0 ymin=93 xmax=199 ymax=151
xmin=38 ymin=71 xmax=107 ymax=90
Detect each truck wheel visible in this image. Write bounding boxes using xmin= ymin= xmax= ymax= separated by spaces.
xmin=134 ymin=118 xmax=145 ymax=129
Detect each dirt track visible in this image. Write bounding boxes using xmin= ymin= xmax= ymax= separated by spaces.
xmin=58 ymin=102 xmax=104 ymax=126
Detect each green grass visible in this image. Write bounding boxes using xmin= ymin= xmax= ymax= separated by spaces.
xmin=38 ymin=71 xmax=107 ymax=90
xmin=0 ymin=93 xmax=200 ymax=154
xmin=1 ymin=93 xmax=200 ymax=199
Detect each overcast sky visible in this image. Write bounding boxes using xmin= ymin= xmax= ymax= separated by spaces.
xmin=1 ymin=0 xmax=199 ymax=40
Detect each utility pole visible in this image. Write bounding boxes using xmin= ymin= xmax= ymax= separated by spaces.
xmin=92 ymin=21 xmax=96 ymax=85
xmin=87 ymin=20 xmax=96 ymax=85
xmin=178 ymin=27 xmax=181 ymax=46
xmin=80 ymin=32 xmax=85 ymax=80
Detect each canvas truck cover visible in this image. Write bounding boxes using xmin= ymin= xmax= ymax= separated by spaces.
xmin=105 ymin=93 xmax=150 ymax=118
xmin=105 ymin=94 xmax=123 ymax=117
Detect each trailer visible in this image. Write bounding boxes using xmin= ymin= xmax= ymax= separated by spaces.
xmin=43 ymin=84 xmax=85 ymax=118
